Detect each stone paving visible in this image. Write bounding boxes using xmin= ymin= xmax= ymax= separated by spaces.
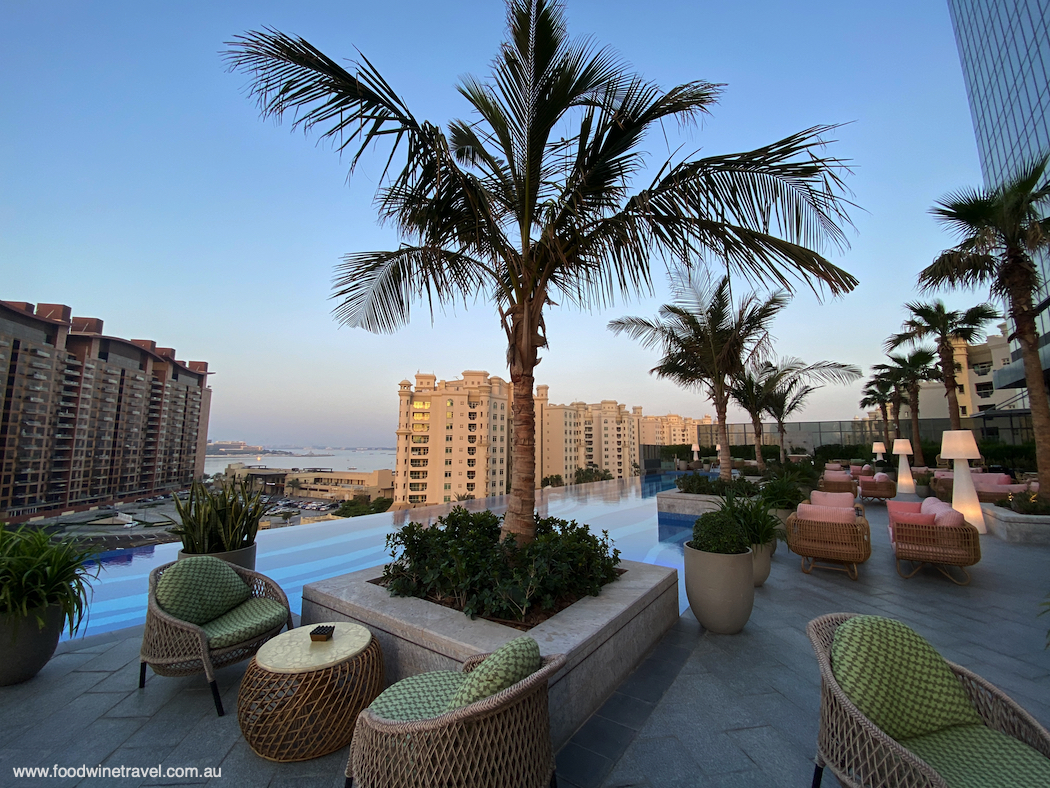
xmin=2 ymin=494 xmax=1048 ymax=787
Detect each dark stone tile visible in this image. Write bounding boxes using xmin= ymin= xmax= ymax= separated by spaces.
xmin=570 ymin=714 xmax=637 ymax=761
xmin=595 ymin=692 xmax=656 ymax=731
xmin=556 ymin=742 xmax=615 ymax=788
xmin=615 ymin=657 xmax=683 ymax=704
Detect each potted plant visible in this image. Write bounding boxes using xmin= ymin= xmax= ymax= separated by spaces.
xmin=725 ymin=495 xmax=785 ymax=586
xmin=168 ymin=479 xmax=271 ymax=569
xmin=0 ymin=524 xmax=100 ymax=685
xmin=913 ymin=470 xmax=933 ymax=498
xmin=759 ymin=476 xmax=805 ymax=528
xmin=683 ymin=503 xmax=754 ymax=634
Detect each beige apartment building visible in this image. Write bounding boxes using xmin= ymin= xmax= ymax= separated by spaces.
xmin=224 ymin=463 xmax=394 ymax=502
xmin=393 ymin=372 xmax=513 ymax=507
xmin=639 ymin=413 xmax=713 ymax=446
xmin=0 ymin=300 xmax=211 ymax=522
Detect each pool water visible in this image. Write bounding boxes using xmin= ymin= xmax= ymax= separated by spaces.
xmin=73 ymin=474 xmax=693 ymax=641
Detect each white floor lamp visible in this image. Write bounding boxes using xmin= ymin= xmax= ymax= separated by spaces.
xmin=894 ymin=439 xmax=914 ymax=494
xmin=941 ymin=429 xmax=986 ymax=534
xmin=872 ymin=441 xmax=886 ymax=462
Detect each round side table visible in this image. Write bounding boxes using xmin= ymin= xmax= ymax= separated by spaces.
xmin=237 ymin=622 xmax=384 ymax=762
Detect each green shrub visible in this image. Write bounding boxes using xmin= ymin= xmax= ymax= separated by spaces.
xmin=574 ymin=467 xmax=614 ymax=483
xmin=758 ymin=476 xmax=805 ymax=509
xmin=0 ymin=525 xmax=100 ymax=636
xmin=675 ymin=473 xmax=759 ymax=497
xmin=995 ymin=490 xmax=1050 ymax=515
xmin=979 ymin=441 xmax=1037 ymax=471
xmin=168 ymin=479 xmax=271 ymax=553
xmin=335 ymin=496 xmax=393 ymax=518
xmin=382 ymin=507 xmax=620 ymax=622
xmin=718 ymin=495 xmax=784 ymax=546
xmin=913 ymin=470 xmax=934 ymax=486
xmin=689 ymin=508 xmax=749 ymax=554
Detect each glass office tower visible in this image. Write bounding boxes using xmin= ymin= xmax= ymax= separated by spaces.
xmin=946 ymin=0 xmax=1050 ymax=392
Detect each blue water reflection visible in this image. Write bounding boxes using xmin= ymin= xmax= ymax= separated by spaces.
xmin=68 ymin=474 xmax=689 ymax=642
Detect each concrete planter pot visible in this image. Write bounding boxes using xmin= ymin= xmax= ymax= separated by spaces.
xmin=751 ymin=542 xmax=774 ymax=587
xmin=301 ymin=559 xmax=677 ymax=750
xmin=915 ymin=484 xmax=931 ymax=498
xmin=982 ymin=503 xmax=1050 ymax=544
xmin=683 ymin=543 xmax=754 ymax=634
xmin=177 ymin=542 xmax=257 ymax=570
xmin=0 ymin=605 xmax=65 ymax=686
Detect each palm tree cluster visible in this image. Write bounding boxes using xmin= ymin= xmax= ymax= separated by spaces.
xmin=610 ymin=273 xmax=859 ymax=479
xmin=226 ymin=0 xmax=858 ymax=540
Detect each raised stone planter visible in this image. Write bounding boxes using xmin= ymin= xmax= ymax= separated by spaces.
xmin=655 ymin=490 xmax=723 ymax=519
xmin=982 ymin=503 xmax=1050 ymax=544
xmin=301 ymin=559 xmax=678 ymax=750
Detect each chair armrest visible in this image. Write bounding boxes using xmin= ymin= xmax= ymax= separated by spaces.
xmin=231 ymin=564 xmax=294 ymax=629
xmin=952 ymin=663 xmax=1050 ymax=759
xmin=140 ymin=593 xmax=210 ymax=664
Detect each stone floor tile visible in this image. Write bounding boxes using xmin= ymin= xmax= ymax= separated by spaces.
xmin=556 ymin=742 xmax=615 ymax=788
xmin=569 ymin=714 xmax=637 ymax=761
xmin=593 ymin=691 xmax=656 ymax=731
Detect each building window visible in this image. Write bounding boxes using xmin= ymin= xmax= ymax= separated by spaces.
xmin=443 ymin=495 xmax=451 ymax=502
xmin=445 ymin=471 xmax=451 ymax=477
xmin=445 ymin=447 xmax=453 ymax=454
xmin=960 ymin=406 xmax=968 ymax=415
xmin=444 ymin=483 xmax=451 ymax=490
xmin=957 ymin=385 xmax=965 ymax=394
xmin=413 ymin=401 xmax=430 ymax=409
xmin=411 ymin=436 xmax=429 ymax=444
xmin=445 ymin=459 xmax=452 ymax=466
xmin=447 ymin=399 xmax=454 ymax=407
xmin=412 ymin=412 xmax=430 ymax=421
xmin=446 ymin=435 xmax=453 ymax=442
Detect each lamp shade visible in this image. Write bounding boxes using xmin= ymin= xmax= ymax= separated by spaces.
xmin=941 ymin=430 xmax=981 ymax=460
xmin=892 ymin=439 xmax=912 ymax=455
xmin=872 ymin=442 xmax=886 ymax=454
xmin=691 ymin=443 xmax=700 ymax=452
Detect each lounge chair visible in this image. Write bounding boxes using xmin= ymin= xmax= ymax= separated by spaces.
xmin=807 ymin=613 xmax=1050 ymax=787
xmin=785 ymin=502 xmax=871 ymax=580
xmin=858 ymin=472 xmax=897 ymax=502
xmin=887 ymin=499 xmax=981 ymax=585
xmin=819 ymin=470 xmax=858 ymax=497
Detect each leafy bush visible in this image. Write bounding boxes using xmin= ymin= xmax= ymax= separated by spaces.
xmin=335 ymin=496 xmax=393 ymax=518
xmin=689 ymin=508 xmax=750 ymax=554
xmin=718 ymin=495 xmax=784 ymax=546
xmin=675 ymin=473 xmax=759 ymax=497
xmin=168 ymin=479 xmax=271 ymax=553
xmin=0 ymin=525 xmax=100 ymax=635
xmin=758 ymin=476 xmax=805 ymax=509
xmin=913 ymin=471 xmax=934 ymax=486
xmin=813 ymin=444 xmax=872 ymax=466
xmin=980 ymin=441 xmax=1037 ymax=472
xmin=382 ymin=507 xmax=620 ymax=622
xmin=574 ymin=467 xmax=614 ymax=483
xmin=541 ymin=474 xmax=564 ymax=488
xmin=995 ymin=490 xmax=1050 ymax=515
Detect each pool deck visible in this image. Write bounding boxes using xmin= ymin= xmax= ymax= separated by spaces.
xmin=2 ymin=490 xmax=1049 ymax=787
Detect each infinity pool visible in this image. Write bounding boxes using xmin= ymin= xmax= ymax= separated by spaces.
xmin=73 ymin=474 xmax=691 ymax=641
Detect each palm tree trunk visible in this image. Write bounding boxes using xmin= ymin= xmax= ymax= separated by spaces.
xmin=751 ymin=416 xmax=765 ymax=472
xmin=880 ymin=403 xmax=891 ymax=460
xmin=715 ymin=396 xmax=732 ymax=482
xmin=778 ymin=422 xmax=787 ymax=464
xmin=909 ymin=385 xmax=925 ymax=467
xmin=940 ymin=343 xmax=962 ymax=430
xmin=1007 ymin=277 xmax=1050 ymax=499
xmin=502 ymin=303 xmax=542 ymax=544
xmin=891 ymin=398 xmax=902 ymax=437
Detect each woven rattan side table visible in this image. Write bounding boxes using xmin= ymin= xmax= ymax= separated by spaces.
xmin=237 ymin=622 xmax=384 ymax=762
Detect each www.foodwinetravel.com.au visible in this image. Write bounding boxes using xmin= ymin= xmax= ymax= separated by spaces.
xmin=12 ymin=764 xmax=221 ymax=780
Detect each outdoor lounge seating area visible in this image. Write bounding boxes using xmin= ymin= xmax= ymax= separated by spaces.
xmin=2 ymin=480 xmax=1049 ymax=788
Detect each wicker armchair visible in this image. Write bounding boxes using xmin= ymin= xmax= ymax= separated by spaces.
xmin=888 ymin=501 xmax=981 ymax=585
xmin=859 ymin=475 xmax=897 ymax=502
xmin=786 ymin=506 xmax=871 ymax=580
xmin=346 ymin=652 xmax=566 ymax=788
xmin=819 ymin=475 xmax=858 ymax=497
xmin=139 ymin=557 xmax=292 ymax=716
xmin=806 ymin=613 xmax=1050 ymax=787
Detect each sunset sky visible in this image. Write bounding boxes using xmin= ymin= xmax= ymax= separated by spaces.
xmin=1 ymin=1 xmax=989 ymax=446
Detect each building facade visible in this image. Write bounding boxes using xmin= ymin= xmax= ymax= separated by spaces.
xmin=0 ymin=301 xmax=211 ymax=522
xmin=947 ymin=0 xmax=1050 ymax=390
xmin=639 ymin=413 xmax=713 ymax=446
xmin=224 ymin=463 xmax=394 ymax=502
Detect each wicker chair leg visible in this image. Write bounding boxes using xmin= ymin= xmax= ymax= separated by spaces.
xmin=934 ymin=563 xmax=971 ymax=586
xmin=138 ymin=661 xmax=147 ymax=689
xmin=801 ymin=556 xmax=814 ymax=574
xmin=344 ymin=779 xmax=353 ymax=788
xmin=846 ymin=562 xmax=858 ymax=581
xmin=810 ymin=763 xmax=823 ymax=787
xmin=896 ymin=559 xmax=923 ymax=579
xmin=209 ymin=680 xmax=224 ymax=717
xmin=550 ymin=771 xmax=558 ymax=788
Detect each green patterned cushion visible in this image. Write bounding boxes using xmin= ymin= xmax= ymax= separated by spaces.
xmin=155 ymin=556 xmax=250 ymax=625
xmin=201 ymin=597 xmax=288 ymax=648
xmin=902 ymin=723 xmax=1050 ymax=787
xmin=831 ymin=616 xmax=980 ymax=740
xmin=369 ymin=671 xmax=467 ymax=721
xmin=446 ymin=636 xmax=542 ymax=711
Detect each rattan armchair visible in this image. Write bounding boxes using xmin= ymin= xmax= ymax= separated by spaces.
xmin=786 ymin=508 xmax=871 ymax=580
xmin=346 ymin=653 xmax=566 ymax=788
xmin=139 ymin=558 xmax=292 ymax=716
xmin=859 ymin=476 xmax=897 ymax=502
xmin=888 ymin=501 xmax=982 ymax=586
xmin=806 ymin=613 xmax=1050 ymax=787
xmin=819 ymin=475 xmax=858 ymax=497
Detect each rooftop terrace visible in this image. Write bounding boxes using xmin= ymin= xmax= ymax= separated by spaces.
xmin=2 ymin=480 xmax=1048 ymax=787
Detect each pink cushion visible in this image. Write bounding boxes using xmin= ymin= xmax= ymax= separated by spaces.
xmin=873 ymin=472 xmax=890 ymax=482
xmin=887 ymin=501 xmax=922 ymax=515
xmin=893 ymin=512 xmax=937 ymax=526
xmin=862 ymin=465 xmax=873 ymax=474
xmin=973 ymin=474 xmax=1012 ymax=489
xmin=934 ymin=470 xmax=953 ymax=479
xmin=921 ymin=497 xmax=951 ymax=515
xmin=850 ymin=465 xmax=863 ymax=475
xmin=796 ymin=503 xmax=856 ymax=524
xmin=811 ymin=491 xmax=856 ymax=508
xmin=933 ymin=508 xmax=965 ymax=527
xmin=824 ymin=471 xmax=851 ymax=481
xmin=825 ymin=463 xmax=843 ymax=471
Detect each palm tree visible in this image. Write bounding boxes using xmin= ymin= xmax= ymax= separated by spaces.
xmin=859 ymin=375 xmax=894 ymax=456
xmin=610 ymin=274 xmax=788 ymax=481
xmin=760 ymin=357 xmax=861 ymax=463
xmin=225 ymin=0 xmax=858 ymax=542
xmin=885 ymin=300 xmax=999 ymax=430
xmin=729 ymin=365 xmax=776 ymax=472
xmin=919 ymin=152 xmax=1050 ymax=494
xmin=873 ymin=350 xmax=938 ymax=466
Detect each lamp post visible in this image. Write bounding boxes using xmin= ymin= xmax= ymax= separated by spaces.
xmin=872 ymin=441 xmax=886 ymax=462
xmin=940 ymin=430 xmax=985 ymax=533
xmin=691 ymin=443 xmax=700 ymax=463
xmin=893 ymin=439 xmax=914 ymax=494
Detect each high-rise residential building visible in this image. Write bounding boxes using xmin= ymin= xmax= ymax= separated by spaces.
xmin=393 ymin=371 xmax=512 ymax=507
xmin=0 ymin=301 xmax=211 ymax=522
xmin=639 ymin=413 xmax=713 ymax=446
xmin=947 ymin=0 xmax=1050 ymax=391
xmin=534 ymin=387 xmax=642 ymax=483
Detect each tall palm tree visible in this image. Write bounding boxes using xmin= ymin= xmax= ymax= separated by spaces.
xmin=729 ymin=365 xmax=776 ymax=472
xmin=760 ymin=357 xmax=861 ymax=463
xmin=609 ymin=274 xmax=788 ymax=481
xmin=873 ymin=350 xmax=938 ymax=466
xmin=919 ymin=152 xmax=1050 ymax=494
xmin=859 ymin=375 xmax=894 ymax=456
xmin=225 ymin=0 xmax=858 ymax=541
xmin=885 ymin=300 xmax=999 ymax=429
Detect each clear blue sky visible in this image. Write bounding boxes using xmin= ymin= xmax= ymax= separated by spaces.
xmin=1 ymin=1 xmax=988 ymax=447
